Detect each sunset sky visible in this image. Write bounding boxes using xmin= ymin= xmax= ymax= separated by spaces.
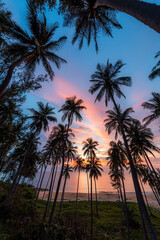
xmin=6 ymin=0 xmax=160 ymax=171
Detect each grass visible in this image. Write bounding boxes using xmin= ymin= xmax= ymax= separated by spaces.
xmin=0 ymin=181 xmax=160 ymax=239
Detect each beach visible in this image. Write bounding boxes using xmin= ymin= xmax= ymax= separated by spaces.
xmin=39 ymin=191 xmax=160 ymax=209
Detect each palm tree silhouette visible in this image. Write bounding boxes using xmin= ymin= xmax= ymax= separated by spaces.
xmin=6 ymin=101 xmax=57 ymax=200
xmin=0 ymin=0 xmax=67 ymax=97
xmin=89 ymin=59 xmax=157 ymax=239
xmin=82 ymin=137 xmax=98 ymax=240
xmin=107 ymin=140 xmax=130 ymax=240
xmin=126 ymin=120 xmax=160 ymax=195
xmin=73 ymin=155 xmax=85 ymax=209
xmin=48 ymin=124 xmax=74 ymax=224
xmin=59 ymin=96 xmax=86 ymax=128
xmin=142 ymin=93 xmax=160 ymax=127
xmin=104 ymin=105 xmax=134 ymax=139
xmin=63 ymin=0 xmax=121 ymax=52
xmin=86 ymin=158 xmax=103 ymax=216
xmin=58 ymin=163 xmax=73 ymax=218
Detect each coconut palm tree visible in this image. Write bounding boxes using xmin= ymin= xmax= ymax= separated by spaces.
xmin=82 ymin=138 xmax=98 ymax=240
xmin=86 ymin=158 xmax=103 ymax=216
xmin=126 ymin=120 xmax=160 ymax=195
xmin=107 ymin=140 xmax=130 ymax=240
xmin=93 ymin=0 xmax=160 ymax=34
xmin=58 ymin=163 xmax=73 ymax=218
xmin=0 ymin=0 xmax=67 ymax=97
xmin=48 ymin=124 xmax=74 ymax=224
xmin=142 ymin=93 xmax=160 ymax=126
xmin=6 ymin=102 xmax=57 ymax=200
xmin=149 ymin=51 xmax=160 ymax=80
xmin=104 ymin=105 xmax=134 ymax=139
xmin=73 ymin=155 xmax=85 ymax=209
xmin=59 ymin=96 xmax=86 ymax=128
xmin=63 ymin=0 xmax=121 ymax=52
xmin=89 ymin=59 xmax=157 ymax=240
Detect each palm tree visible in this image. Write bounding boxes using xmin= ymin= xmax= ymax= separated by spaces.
xmin=0 ymin=0 xmax=67 ymax=97
xmin=142 ymin=93 xmax=160 ymax=126
xmin=107 ymin=141 xmax=130 ymax=240
xmin=6 ymin=102 xmax=57 ymax=200
xmin=58 ymin=163 xmax=73 ymax=218
xmin=87 ymin=158 xmax=103 ymax=216
xmin=104 ymin=105 xmax=134 ymax=139
xmin=82 ymin=138 xmax=98 ymax=240
xmin=48 ymin=124 xmax=74 ymax=224
xmin=73 ymin=155 xmax=85 ymax=209
xmin=89 ymin=59 xmax=157 ymax=240
xmin=63 ymin=0 xmax=121 ymax=52
xmin=93 ymin=0 xmax=160 ymax=34
xmin=59 ymin=96 xmax=86 ymax=128
xmin=126 ymin=120 xmax=160 ymax=195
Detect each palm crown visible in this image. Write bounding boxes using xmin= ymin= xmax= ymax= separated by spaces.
xmin=142 ymin=92 xmax=160 ymax=126
xmin=1 ymin=0 xmax=67 ymax=80
xmin=28 ymin=102 xmax=57 ymax=134
xmin=89 ymin=59 xmax=131 ymax=106
xmin=104 ymin=105 xmax=135 ymax=139
xmin=63 ymin=0 xmax=121 ymax=52
xmin=82 ymin=137 xmax=98 ymax=159
xmin=59 ymin=96 xmax=86 ymax=127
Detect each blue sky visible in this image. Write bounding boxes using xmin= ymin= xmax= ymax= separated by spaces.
xmin=5 ymin=0 xmax=160 ymax=167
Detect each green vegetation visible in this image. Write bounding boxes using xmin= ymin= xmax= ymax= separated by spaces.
xmin=0 ymin=182 xmax=160 ymax=240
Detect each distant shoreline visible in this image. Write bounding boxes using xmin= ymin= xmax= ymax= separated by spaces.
xmin=38 ymin=190 xmax=159 ymax=209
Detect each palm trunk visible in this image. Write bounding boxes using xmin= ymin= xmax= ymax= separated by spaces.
xmin=144 ymin=152 xmax=160 ymax=194
xmin=139 ymin=177 xmax=153 ymax=216
xmin=90 ymin=174 xmax=93 ymax=240
xmin=58 ymin=175 xmax=67 ymax=219
xmin=87 ymin=171 xmax=90 ymax=201
xmin=94 ymin=179 xmax=98 ymax=217
xmin=43 ymin=164 xmax=55 ymax=222
xmin=33 ymin=165 xmax=43 ymax=201
xmin=95 ymin=0 xmax=160 ymax=33
xmin=6 ymin=133 xmax=36 ymax=201
xmin=76 ymin=169 xmax=80 ymax=209
xmin=0 ymin=53 xmax=35 ymax=97
xmin=48 ymin=145 xmax=65 ymax=225
xmin=121 ymin=175 xmax=130 ymax=240
xmin=34 ymin=165 xmax=47 ymax=210
xmin=42 ymin=168 xmax=52 ymax=200
xmin=110 ymin=94 xmax=157 ymax=240
xmin=48 ymin=164 xmax=58 ymax=209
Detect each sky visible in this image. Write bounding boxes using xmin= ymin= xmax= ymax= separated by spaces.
xmin=4 ymin=0 xmax=160 ymax=185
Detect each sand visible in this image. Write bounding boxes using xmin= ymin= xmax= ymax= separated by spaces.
xmin=38 ymin=191 xmax=160 ymax=209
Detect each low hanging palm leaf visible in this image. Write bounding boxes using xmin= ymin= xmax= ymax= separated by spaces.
xmin=63 ymin=0 xmax=121 ymax=52
xmin=142 ymin=92 xmax=160 ymax=126
xmin=149 ymin=51 xmax=160 ymax=80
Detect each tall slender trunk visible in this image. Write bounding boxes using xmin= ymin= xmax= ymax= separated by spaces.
xmin=94 ymin=179 xmax=98 ymax=217
xmin=43 ymin=164 xmax=55 ymax=222
xmin=139 ymin=177 xmax=153 ymax=216
xmin=48 ymin=144 xmax=65 ymax=225
xmin=0 ymin=53 xmax=35 ymax=97
xmin=42 ymin=168 xmax=52 ymax=200
xmin=95 ymin=0 xmax=160 ymax=34
xmin=110 ymin=94 xmax=157 ymax=240
xmin=33 ymin=165 xmax=43 ymax=200
xmin=48 ymin=164 xmax=58 ymax=209
xmin=6 ymin=133 xmax=36 ymax=201
xmin=87 ymin=171 xmax=90 ymax=201
xmin=76 ymin=169 xmax=80 ymax=209
xmin=90 ymin=174 xmax=93 ymax=240
xmin=58 ymin=175 xmax=67 ymax=219
xmin=144 ymin=152 xmax=160 ymax=194
xmin=34 ymin=165 xmax=47 ymax=210
xmin=121 ymin=174 xmax=130 ymax=240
